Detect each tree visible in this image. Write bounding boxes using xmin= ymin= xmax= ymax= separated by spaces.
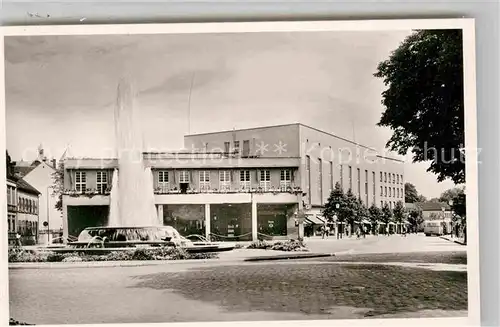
xmin=51 ymin=160 xmax=64 ymax=212
xmin=322 ymin=182 xmax=345 ymax=222
xmin=417 ymin=194 xmax=427 ymax=202
xmin=375 ymin=30 xmax=465 ymax=184
xmin=439 ymin=187 xmax=465 ymax=203
xmin=341 ymin=189 xmax=358 ymax=236
xmin=408 ymin=209 xmax=424 ymax=232
xmin=393 ymin=201 xmax=406 ymax=232
xmin=380 ymin=203 xmax=393 ymax=234
xmin=6 ymin=150 xmax=15 ymax=178
xmin=368 ymin=204 xmax=382 ymax=235
xmin=451 ymin=192 xmax=467 ymax=244
xmin=404 ymin=183 xmax=420 ymax=203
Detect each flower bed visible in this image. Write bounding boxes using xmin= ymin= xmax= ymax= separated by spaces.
xmin=247 ymin=240 xmax=308 ymax=252
xmin=9 ymin=318 xmax=34 ymax=325
xmin=8 ymin=247 xmax=218 ymax=263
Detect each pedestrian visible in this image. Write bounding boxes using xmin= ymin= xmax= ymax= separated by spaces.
xmin=321 ymin=225 xmax=326 ymax=239
xmin=15 ymin=232 xmax=22 ymax=247
xmin=356 ymin=227 xmax=360 ymax=239
xmin=325 ymin=225 xmax=330 ymax=239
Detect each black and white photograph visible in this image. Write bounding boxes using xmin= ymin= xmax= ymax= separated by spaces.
xmin=2 ymin=19 xmax=478 ymax=326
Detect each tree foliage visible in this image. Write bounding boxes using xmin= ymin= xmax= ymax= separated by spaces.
xmin=380 ymin=203 xmax=393 ymax=227
xmin=322 ymin=182 xmax=345 ymax=222
xmin=393 ymin=201 xmax=406 ymax=224
xmin=408 ymin=209 xmax=424 ymax=231
xmin=51 ymin=160 xmax=64 ymax=212
xmin=439 ymin=187 xmax=465 ymax=203
xmin=6 ymin=150 xmax=15 ymax=179
xmin=404 ymin=183 xmax=420 ymax=203
xmin=375 ymin=30 xmax=465 ymax=184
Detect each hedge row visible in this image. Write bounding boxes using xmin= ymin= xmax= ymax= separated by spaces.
xmin=8 ymin=247 xmax=218 ymax=263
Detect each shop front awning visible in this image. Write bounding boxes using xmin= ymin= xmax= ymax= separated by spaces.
xmin=305 ymin=215 xmax=325 ymax=225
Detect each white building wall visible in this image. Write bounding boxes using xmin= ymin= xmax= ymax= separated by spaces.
xmin=22 ymin=162 xmax=63 ymax=230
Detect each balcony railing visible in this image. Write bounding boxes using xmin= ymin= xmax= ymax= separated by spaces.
xmin=280 ymin=181 xmax=291 ymax=191
xmin=63 ymin=185 xmax=302 ymax=196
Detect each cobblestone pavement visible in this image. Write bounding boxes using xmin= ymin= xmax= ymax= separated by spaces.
xmin=132 ymin=262 xmax=467 ymax=318
xmin=312 ymin=251 xmax=467 ymax=265
xmin=10 ymin=258 xmax=467 ymax=324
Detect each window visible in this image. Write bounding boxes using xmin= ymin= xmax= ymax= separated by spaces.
xmin=348 ymin=166 xmax=352 ymax=190
xmin=179 ymin=171 xmax=190 ymax=183
xmin=234 ymin=141 xmax=240 ymax=153
xmin=75 ymin=171 xmax=87 ymax=192
xmin=393 ymin=187 xmax=396 ymax=198
xmin=381 ymin=201 xmax=383 ymax=207
xmin=380 ymin=186 xmax=383 ymax=196
xmin=219 ymin=170 xmax=231 ymax=191
xmin=384 ymin=172 xmax=387 ymax=183
xmin=389 ymin=187 xmax=392 ymax=197
xmin=329 ymin=161 xmax=334 ymax=191
xmin=397 ymin=188 xmax=399 ymax=198
xmin=384 ymin=186 xmax=387 ymax=197
xmin=318 ymin=159 xmax=323 ymax=204
xmin=401 ymin=175 xmax=404 ymax=184
xmin=224 ymin=142 xmax=230 ymax=154
xmin=280 ymin=169 xmax=292 ymax=190
xmin=96 ymin=171 xmax=108 ymax=194
xmin=397 ymin=174 xmax=400 ymax=184
xmin=357 ymin=168 xmax=361 ymax=197
xmin=372 ymin=171 xmax=376 ymax=198
xmin=158 ymin=171 xmax=169 ymax=191
xmin=199 ymin=171 xmax=210 ymax=191
xmin=306 ymin=156 xmax=311 ymax=204
xmin=260 ymin=170 xmax=271 ymax=191
xmin=7 ymin=188 xmax=11 ymax=205
xmin=392 ymin=173 xmax=395 ymax=184
xmin=242 ymin=140 xmax=250 ymax=157
xmin=401 ymin=188 xmax=404 ymax=198
xmin=240 ymin=170 xmax=251 ymax=190
xmin=380 ymin=172 xmax=383 ymax=182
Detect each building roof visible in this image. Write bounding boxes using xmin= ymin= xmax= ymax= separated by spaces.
xmin=184 ymin=122 xmax=404 ymax=163
xmin=13 ymin=165 xmax=36 ymax=178
xmin=406 ymin=202 xmax=451 ymax=211
xmin=12 ymin=177 xmax=41 ymax=195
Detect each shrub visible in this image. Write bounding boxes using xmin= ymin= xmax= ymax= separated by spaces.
xmin=8 ymin=246 xmax=219 ymax=263
xmin=271 ymin=240 xmax=308 ymax=252
xmin=247 ymin=240 xmax=272 ymax=249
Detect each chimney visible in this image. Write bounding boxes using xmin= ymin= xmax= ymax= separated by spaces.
xmin=51 ymin=159 xmax=57 ymax=168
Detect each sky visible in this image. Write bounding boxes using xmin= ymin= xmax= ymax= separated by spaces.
xmin=4 ymin=31 xmax=457 ymax=199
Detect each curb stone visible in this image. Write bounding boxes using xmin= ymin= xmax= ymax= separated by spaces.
xmin=244 ymin=253 xmax=335 ymax=262
xmin=439 ymin=236 xmax=466 ymax=246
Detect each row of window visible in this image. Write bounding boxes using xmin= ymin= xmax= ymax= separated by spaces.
xmin=380 ymin=172 xmax=404 ymax=185
xmin=380 ymin=186 xmax=404 ymax=199
xmin=75 ymin=171 xmax=108 ymax=193
xmin=74 ymin=169 xmax=294 ymax=192
xmin=158 ymin=169 xmax=293 ymax=191
xmin=381 ymin=201 xmax=402 ymax=210
xmin=18 ymin=197 xmax=38 ymax=214
xmin=305 ymin=156 xmax=404 ymax=206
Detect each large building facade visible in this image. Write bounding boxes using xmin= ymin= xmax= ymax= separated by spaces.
xmin=62 ymin=123 xmax=404 ymax=241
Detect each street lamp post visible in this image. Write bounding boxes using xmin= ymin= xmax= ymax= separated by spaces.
xmin=46 ymin=186 xmax=50 ymax=244
xmin=335 ymin=203 xmax=341 ymax=239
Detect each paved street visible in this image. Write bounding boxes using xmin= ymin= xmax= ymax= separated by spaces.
xmin=9 ymin=234 xmax=467 ymax=324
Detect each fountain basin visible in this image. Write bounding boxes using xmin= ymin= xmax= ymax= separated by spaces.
xmin=57 ymin=226 xmax=235 ymax=254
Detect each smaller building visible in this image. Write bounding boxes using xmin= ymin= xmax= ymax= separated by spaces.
xmin=14 ymin=178 xmax=41 ymax=245
xmin=7 ymin=179 xmax=18 ymax=245
xmin=407 ymin=201 xmax=453 ymax=233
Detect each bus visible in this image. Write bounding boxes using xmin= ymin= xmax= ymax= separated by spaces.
xmin=424 ymin=221 xmax=444 ymax=236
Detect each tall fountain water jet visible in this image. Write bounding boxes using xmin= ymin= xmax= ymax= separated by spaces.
xmin=108 ymin=78 xmax=161 ymax=227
